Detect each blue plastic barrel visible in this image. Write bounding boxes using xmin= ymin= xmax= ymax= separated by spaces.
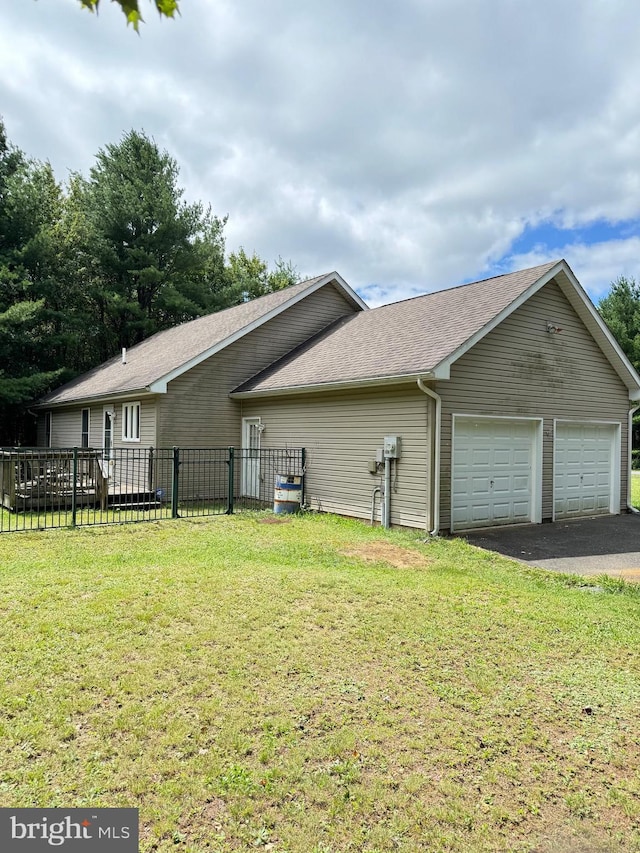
xmin=274 ymin=473 xmax=303 ymax=514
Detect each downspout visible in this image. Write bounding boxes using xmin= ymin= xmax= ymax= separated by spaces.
xmin=628 ymin=402 xmax=640 ymax=514
xmin=417 ymin=378 xmax=441 ymax=536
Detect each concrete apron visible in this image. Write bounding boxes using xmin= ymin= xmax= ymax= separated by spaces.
xmin=462 ymin=513 xmax=640 ymax=580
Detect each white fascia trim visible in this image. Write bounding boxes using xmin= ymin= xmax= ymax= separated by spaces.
xmin=436 ymin=261 xmax=565 ymax=377
xmin=231 ymin=371 xmax=436 ymax=399
xmin=148 ymin=273 xmax=368 ymax=394
xmin=35 ymin=389 xmax=154 ymax=410
xmin=554 ymin=264 xmax=640 ymax=396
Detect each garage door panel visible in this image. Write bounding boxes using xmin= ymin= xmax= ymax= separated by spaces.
xmin=512 ymin=476 xmax=530 ymax=492
xmin=492 ymin=475 xmax=513 ymax=493
xmin=471 ymin=505 xmax=491 ymax=522
xmin=492 ymin=503 xmax=512 ymax=520
xmin=554 ymin=423 xmax=616 ymax=520
xmin=472 ymin=449 xmax=491 ymax=466
xmin=452 ymin=417 xmax=537 ymax=530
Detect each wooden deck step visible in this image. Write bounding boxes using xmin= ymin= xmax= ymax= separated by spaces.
xmin=108 ymin=501 xmax=162 ymax=512
xmin=107 ymin=490 xmax=161 ymax=512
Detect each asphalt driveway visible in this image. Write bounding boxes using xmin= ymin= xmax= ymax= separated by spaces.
xmin=463 ymin=512 xmax=640 ymax=579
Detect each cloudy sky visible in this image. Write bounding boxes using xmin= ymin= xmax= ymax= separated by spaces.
xmin=2 ymin=0 xmax=640 ymax=306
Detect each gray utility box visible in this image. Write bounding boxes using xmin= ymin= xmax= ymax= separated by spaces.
xmin=383 ymin=435 xmax=402 ymax=459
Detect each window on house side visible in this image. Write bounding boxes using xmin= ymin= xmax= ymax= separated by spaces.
xmin=81 ymin=408 xmax=90 ymax=448
xmin=44 ymin=412 xmax=52 ymax=448
xmin=122 ymin=402 xmax=141 ymax=441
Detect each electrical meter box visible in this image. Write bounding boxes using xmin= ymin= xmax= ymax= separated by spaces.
xmin=383 ymin=435 xmax=402 ymax=459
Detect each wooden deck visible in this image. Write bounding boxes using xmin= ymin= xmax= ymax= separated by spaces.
xmin=1 ymin=449 xmax=161 ymax=513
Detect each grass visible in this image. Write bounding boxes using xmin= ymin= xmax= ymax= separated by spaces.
xmin=0 ymin=513 xmax=639 ymax=852
xmin=632 ymin=471 xmax=640 ymax=509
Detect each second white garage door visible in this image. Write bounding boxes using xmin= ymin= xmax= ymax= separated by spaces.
xmin=554 ymin=422 xmax=619 ymax=519
xmin=452 ymin=417 xmax=540 ymax=531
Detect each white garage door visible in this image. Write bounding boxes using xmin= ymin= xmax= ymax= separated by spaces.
xmin=452 ymin=417 xmax=538 ymax=531
xmin=554 ymin=422 xmax=617 ymax=519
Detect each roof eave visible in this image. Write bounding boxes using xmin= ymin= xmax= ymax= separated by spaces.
xmin=33 ymin=388 xmax=156 ymax=410
xmin=231 ymin=371 xmax=436 ymax=399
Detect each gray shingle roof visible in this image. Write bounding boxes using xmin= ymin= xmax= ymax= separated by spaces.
xmin=38 ymin=274 xmax=340 ymax=406
xmin=234 ymin=261 xmax=561 ymax=394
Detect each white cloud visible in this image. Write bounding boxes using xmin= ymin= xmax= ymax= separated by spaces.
xmin=2 ymin=0 xmax=640 ymax=304
xmin=507 ymin=238 xmax=640 ymax=303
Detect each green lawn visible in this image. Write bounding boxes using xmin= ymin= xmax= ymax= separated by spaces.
xmin=0 ymin=514 xmax=639 ymax=852
xmin=632 ymin=471 xmax=640 ymax=509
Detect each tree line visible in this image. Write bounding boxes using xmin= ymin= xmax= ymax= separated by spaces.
xmin=0 ymin=121 xmax=299 ymax=444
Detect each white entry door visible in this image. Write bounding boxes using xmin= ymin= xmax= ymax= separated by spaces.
xmin=242 ymin=417 xmax=262 ymax=498
xmin=554 ymin=422 xmax=618 ymax=519
xmin=452 ymin=416 xmax=540 ymax=531
xmin=102 ymin=407 xmax=113 ymax=460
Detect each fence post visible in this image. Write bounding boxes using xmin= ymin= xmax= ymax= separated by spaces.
xmin=148 ymin=446 xmax=154 ymax=491
xmin=227 ymin=446 xmax=235 ymax=514
xmin=71 ymin=447 xmax=78 ymax=527
xmin=171 ymin=446 xmax=180 ymax=518
xmin=301 ymin=447 xmax=306 ymax=507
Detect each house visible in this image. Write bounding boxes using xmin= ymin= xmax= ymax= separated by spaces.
xmin=34 ymin=259 xmax=640 ymax=533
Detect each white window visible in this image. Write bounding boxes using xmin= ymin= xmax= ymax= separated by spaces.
xmin=44 ymin=412 xmax=52 ymax=448
xmin=81 ymin=408 xmax=90 ymax=448
xmin=122 ymin=402 xmax=141 ymax=442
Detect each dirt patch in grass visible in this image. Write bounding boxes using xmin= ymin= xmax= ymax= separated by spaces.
xmin=615 ymin=567 xmax=640 ymax=581
xmin=341 ymin=540 xmax=430 ymax=569
xmin=258 ymin=516 xmax=292 ymax=524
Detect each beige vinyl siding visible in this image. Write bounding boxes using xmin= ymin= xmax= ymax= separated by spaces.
xmin=438 ymin=279 xmax=630 ymax=529
xmin=157 ymin=284 xmax=358 ymax=448
xmin=40 ymin=398 xmax=157 ymax=450
xmin=242 ymin=386 xmax=430 ymax=529
xmin=36 ymin=414 xmax=47 ymax=446
xmin=49 ymin=409 xmax=80 ymax=447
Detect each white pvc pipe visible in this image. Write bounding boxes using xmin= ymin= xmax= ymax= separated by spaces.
xmin=370 ymin=486 xmax=382 ymax=526
xmin=383 ymin=457 xmax=391 ymax=528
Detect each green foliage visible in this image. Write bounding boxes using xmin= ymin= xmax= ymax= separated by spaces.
xmin=82 ymin=129 xmax=231 ymax=354
xmin=77 ymin=0 xmax=180 ymax=31
xmin=227 ymin=248 xmax=301 ymax=303
xmin=598 ymin=275 xmax=640 ymax=373
xmin=0 ymin=135 xmax=70 ymax=440
xmin=0 ymin=118 xmax=299 ymax=444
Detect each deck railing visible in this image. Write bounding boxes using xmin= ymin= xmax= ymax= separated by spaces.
xmin=0 ymin=446 xmax=305 ymax=533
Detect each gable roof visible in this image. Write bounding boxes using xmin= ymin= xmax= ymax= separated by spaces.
xmin=233 ymin=260 xmax=640 ymax=399
xmin=37 ymin=272 xmax=366 ymax=407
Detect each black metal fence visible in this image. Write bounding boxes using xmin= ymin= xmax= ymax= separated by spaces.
xmin=0 ymin=446 xmax=305 ymax=533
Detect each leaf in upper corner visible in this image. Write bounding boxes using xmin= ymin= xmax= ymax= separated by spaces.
xmin=156 ymin=0 xmax=179 ymax=18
